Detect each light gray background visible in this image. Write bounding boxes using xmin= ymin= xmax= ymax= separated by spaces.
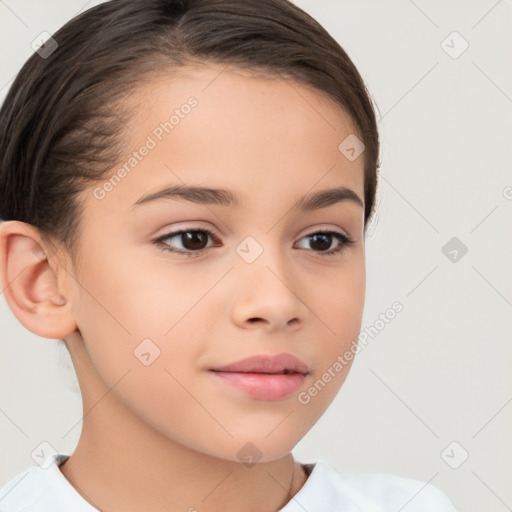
xmin=1 ymin=1 xmax=511 ymax=511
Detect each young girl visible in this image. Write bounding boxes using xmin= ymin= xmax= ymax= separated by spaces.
xmin=0 ymin=1 xmax=456 ymax=510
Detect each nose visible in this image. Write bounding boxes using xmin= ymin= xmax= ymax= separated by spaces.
xmin=230 ymin=244 xmax=308 ymax=332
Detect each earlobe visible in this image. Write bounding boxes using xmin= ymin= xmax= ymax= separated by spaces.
xmin=0 ymin=220 xmax=77 ymax=340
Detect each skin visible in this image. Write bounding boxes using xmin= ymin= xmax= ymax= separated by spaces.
xmin=0 ymin=63 xmax=366 ymax=512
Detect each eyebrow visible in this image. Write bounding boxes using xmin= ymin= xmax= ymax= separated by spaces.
xmin=132 ymin=184 xmax=364 ymax=211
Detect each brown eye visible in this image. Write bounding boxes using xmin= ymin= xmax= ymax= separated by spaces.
xmin=308 ymin=233 xmax=332 ymax=251
xmin=178 ymin=231 xmax=209 ymax=250
xmin=155 ymin=228 xmax=218 ymax=256
xmin=295 ymin=230 xmax=355 ymax=256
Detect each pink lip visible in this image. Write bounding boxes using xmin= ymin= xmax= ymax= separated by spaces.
xmin=209 ymin=353 xmax=309 ymax=401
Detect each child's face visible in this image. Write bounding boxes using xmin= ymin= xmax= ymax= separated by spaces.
xmin=64 ymin=64 xmax=366 ymax=462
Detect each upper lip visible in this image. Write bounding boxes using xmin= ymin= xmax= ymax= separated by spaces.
xmin=210 ymin=353 xmax=309 ymax=375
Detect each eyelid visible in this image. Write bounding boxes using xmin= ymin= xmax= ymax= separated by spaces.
xmin=153 ymin=227 xmax=219 ymax=253
xmin=299 ymin=223 xmax=351 ymax=239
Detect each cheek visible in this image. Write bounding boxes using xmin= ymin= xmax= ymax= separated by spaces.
xmin=69 ymin=254 xmax=220 ymax=445
xmin=73 ymin=243 xmax=202 ymax=337
xmin=70 ymin=245 xmax=216 ymax=392
xmin=308 ymin=256 xmax=366 ymax=348
xmin=296 ymin=257 xmax=365 ymax=407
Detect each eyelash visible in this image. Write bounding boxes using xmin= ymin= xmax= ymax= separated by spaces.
xmin=153 ymin=228 xmax=355 ymax=258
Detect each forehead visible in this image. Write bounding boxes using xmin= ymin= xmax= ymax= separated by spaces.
xmin=88 ymin=63 xmax=365 ymax=217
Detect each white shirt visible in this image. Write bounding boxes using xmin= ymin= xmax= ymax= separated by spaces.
xmin=0 ymin=453 xmax=457 ymax=511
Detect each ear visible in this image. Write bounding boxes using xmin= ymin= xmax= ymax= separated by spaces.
xmin=0 ymin=220 xmax=77 ymax=339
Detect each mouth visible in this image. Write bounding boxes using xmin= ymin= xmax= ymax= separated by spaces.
xmin=210 ymin=352 xmax=310 ymax=375
xmin=209 ymin=353 xmax=310 ymax=400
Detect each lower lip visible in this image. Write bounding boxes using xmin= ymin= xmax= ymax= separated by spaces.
xmin=210 ymin=371 xmax=307 ymax=400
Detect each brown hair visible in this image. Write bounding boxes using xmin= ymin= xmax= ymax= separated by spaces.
xmin=0 ymin=0 xmax=380 ymax=264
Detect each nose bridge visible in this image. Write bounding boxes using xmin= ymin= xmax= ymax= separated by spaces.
xmin=235 ymin=233 xmax=290 ymax=287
